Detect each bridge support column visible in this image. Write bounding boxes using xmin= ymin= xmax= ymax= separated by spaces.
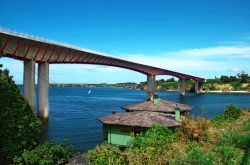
xmin=38 ymin=62 xmax=49 ymax=119
xmin=147 ymin=75 xmax=156 ymax=100
xmin=23 ymin=60 xmax=35 ymax=110
xmin=179 ymin=78 xmax=186 ymax=96
xmin=194 ymin=80 xmax=199 ymax=93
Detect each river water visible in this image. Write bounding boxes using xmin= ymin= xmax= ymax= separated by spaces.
xmin=21 ymin=87 xmax=250 ymax=152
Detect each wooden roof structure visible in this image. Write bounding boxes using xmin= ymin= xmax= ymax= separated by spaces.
xmin=121 ymin=99 xmax=192 ymax=113
xmin=98 ymin=111 xmax=180 ymax=128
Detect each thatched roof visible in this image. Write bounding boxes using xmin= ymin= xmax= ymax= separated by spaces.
xmin=121 ymin=99 xmax=191 ymax=113
xmin=98 ymin=111 xmax=180 ymax=128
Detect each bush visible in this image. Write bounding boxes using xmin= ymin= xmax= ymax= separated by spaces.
xmin=185 ymin=142 xmax=214 ymax=165
xmin=214 ymin=145 xmax=244 ymax=165
xmin=230 ymin=81 xmax=241 ymax=90
xmin=0 ymin=68 xmax=42 ymax=160
xmin=224 ymin=105 xmax=241 ymax=121
xmin=130 ymin=124 xmax=177 ymax=151
xmin=180 ymin=117 xmax=210 ymax=142
xmin=212 ymin=105 xmax=242 ymax=125
xmin=211 ymin=114 xmax=226 ymax=125
xmin=13 ymin=141 xmax=77 ymax=165
xmin=87 ymin=144 xmax=125 ymax=165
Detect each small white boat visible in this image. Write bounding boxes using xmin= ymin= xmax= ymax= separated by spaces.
xmin=88 ymin=90 xmax=91 ymax=95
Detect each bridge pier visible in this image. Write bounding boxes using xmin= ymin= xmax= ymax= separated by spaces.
xmin=179 ymin=78 xmax=186 ymax=96
xmin=37 ymin=62 xmax=49 ymax=119
xmin=194 ymin=80 xmax=199 ymax=93
xmin=147 ymin=75 xmax=156 ymax=100
xmin=23 ymin=60 xmax=35 ymax=110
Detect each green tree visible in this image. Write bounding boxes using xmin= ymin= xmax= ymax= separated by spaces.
xmin=0 ymin=66 xmax=42 ymax=160
xmin=13 ymin=141 xmax=77 ymax=165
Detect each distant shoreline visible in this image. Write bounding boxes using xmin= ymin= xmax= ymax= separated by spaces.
xmin=201 ymin=90 xmax=250 ymax=94
xmin=17 ymin=84 xmax=250 ymax=94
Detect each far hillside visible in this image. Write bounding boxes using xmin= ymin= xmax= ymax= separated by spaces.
xmin=137 ymin=71 xmax=250 ymax=92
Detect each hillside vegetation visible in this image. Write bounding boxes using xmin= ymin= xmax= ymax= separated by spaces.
xmin=136 ymin=71 xmax=250 ymax=92
xmin=87 ymin=105 xmax=250 ymax=164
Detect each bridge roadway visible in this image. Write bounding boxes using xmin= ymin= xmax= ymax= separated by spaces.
xmin=0 ymin=28 xmax=204 ymax=119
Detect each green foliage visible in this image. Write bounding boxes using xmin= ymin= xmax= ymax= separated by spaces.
xmin=0 ymin=67 xmax=42 ymax=160
xmin=213 ymin=115 xmax=250 ymax=165
xmin=0 ymin=66 xmax=77 ymax=164
xmin=206 ymin=78 xmax=221 ymax=84
xmin=230 ymin=81 xmax=241 ymax=90
xmin=87 ymin=144 xmax=126 ymax=165
xmin=214 ymin=145 xmax=244 ymax=165
xmin=242 ymin=117 xmax=250 ymax=164
xmin=243 ymin=116 xmax=250 ymax=131
xmin=130 ymin=124 xmax=177 ymax=152
xmin=218 ymin=130 xmax=250 ymax=150
xmin=212 ymin=105 xmax=242 ymax=125
xmin=185 ymin=142 xmax=215 ymax=165
xmin=224 ymin=104 xmax=241 ymax=121
xmin=202 ymin=72 xmax=250 ymax=91
xmin=13 ymin=141 xmax=77 ymax=165
xmin=211 ymin=114 xmax=226 ymax=125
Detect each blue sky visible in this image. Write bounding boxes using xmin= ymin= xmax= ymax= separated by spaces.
xmin=1 ymin=0 xmax=250 ymax=84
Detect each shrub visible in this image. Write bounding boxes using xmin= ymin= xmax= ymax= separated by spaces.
xmin=13 ymin=141 xmax=77 ymax=165
xmin=185 ymin=142 xmax=215 ymax=165
xmin=230 ymin=81 xmax=241 ymax=90
xmin=211 ymin=114 xmax=226 ymax=125
xmin=212 ymin=105 xmax=242 ymax=125
xmin=130 ymin=124 xmax=177 ymax=151
xmin=0 ymin=68 xmax=42 ymax=160
xmin=243 ymin=116 xmax=250 ymax=131
xmin=224 ymin=105 xmax=241 ymax=121
xmin=87 ymin=144 xmax=126 ymax=165
xmin=214 ymin=145 xmax=244 ymax=165
xmin=218 ymin=130 xmax=250 ymax=149
xmin=180 ymin=117 xmax=210 ymax=142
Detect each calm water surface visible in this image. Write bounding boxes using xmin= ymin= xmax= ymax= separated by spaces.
xmin=22 ymin=87 xmax=250 ymax=152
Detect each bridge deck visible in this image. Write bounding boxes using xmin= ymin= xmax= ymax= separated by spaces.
xmin=0 ymin=29 xmax=204 ymax=81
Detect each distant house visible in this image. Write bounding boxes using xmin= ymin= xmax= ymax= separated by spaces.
xmin=98 ymin=111 xmax=180 ymax=146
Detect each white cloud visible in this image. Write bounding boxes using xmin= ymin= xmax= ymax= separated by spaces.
xmin=168 ymin=46 xmax=250 ymax=57
xmin=49 ymin=64 xmax=126 ymax=77
xmin=123 ymin=55 xmax=222 ymax=71
xmin=115 ymin=45 xmax=250 ymax=76
xmin=228 ymin=67 xmax=242 ymax=73
xmin=79 ymin=65 xmax=125 ymax=72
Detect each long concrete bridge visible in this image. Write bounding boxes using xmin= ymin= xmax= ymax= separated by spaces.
xmin=0 ymin=28 xmax=205 ymax=119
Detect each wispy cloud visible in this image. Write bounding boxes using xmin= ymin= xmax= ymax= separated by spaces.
xmin=79 ymin=65 xmax=125 ymax=72
xmin=50 ymin=64 xmax=125 ymax=74
xmin=168 ymin=46 xmax=250 ymax=57
xmin=116 ymin=45 xmax=250 ymax=75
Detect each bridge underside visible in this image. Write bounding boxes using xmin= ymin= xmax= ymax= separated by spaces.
xmin=0 ymin=30 xmax=204 ymax=81
xmin=0 ymin=29 xmax=204 ymax=119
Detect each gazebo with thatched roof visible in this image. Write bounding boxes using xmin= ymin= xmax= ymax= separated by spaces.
xmin=121 ymin=99 xmax=192 ymax=114
xmin=98 ymin=111 xmax=180 ymax=146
